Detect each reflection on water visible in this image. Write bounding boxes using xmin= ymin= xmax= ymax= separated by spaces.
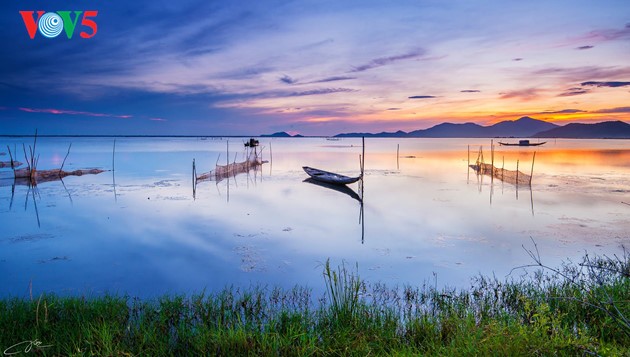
xmin=0 ymin=137 xmax=629 ymax=298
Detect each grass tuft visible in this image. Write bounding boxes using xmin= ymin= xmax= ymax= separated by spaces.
xmin=0 ymin=249 xmax=628 ymax=355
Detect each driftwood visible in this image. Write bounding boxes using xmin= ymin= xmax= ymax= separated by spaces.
xmin=0 ymin=161 xmax=23 ymax=168
xmin=13 ymin=168 xmax=106 ymax=185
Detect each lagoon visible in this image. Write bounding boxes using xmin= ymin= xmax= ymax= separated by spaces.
xmin=0 ymin=137 xmax=628 ymax=298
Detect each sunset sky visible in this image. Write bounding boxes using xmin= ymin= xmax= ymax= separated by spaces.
xmin=1 ymin=0 xmax=629 ymax=135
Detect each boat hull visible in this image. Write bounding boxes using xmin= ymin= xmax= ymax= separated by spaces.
xmin=302 ymin=166 xmax=361 ymax=185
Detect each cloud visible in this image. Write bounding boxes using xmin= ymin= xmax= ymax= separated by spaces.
xmin=279 ymin=75 xmax=297 ymax=85
xmin=499 ymin=88 xmax=540 ymax=101
xmin=387 ymin=108 xmax=401 ymax=111
xmin=593 ymin=106 xmax=630 ymax=114
xmin=408 ymin=95 xmax=436 ymax=99
xmin=460 ymin=90 xmax=481 ymax=93
xmin=533 ymin=66 xmax=630 ymax=81
xmin=350 ymin=49 xmax=426 ymax=72
xmin=558 ymin=88 xmax=590 ymax=97
xmin=18 ymin=107 xmax=133 ymax=119
xmin=539 ymin=109 xmax=586 ymax=114
xmin=287 ymin=88 xmax=357 ymax=97
xmin=581 ymin=81 xmax=630 ymax=88
xmin=575 ymin=23 xmax=630 ymax=43
xmin=575 ymin=45 xmax=594 ymax=50
xmin=512 ymin=58 xmax=523 ymax=61
xmin=309 ymin=76 xmax=356 ymax=83
xmin=149 ymin=117 xmax=168 ymax=121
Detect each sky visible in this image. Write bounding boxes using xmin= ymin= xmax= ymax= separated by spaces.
xmin=0 ymin=0 xmax=629 ymax=136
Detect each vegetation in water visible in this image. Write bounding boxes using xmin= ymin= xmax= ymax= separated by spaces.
xmin=1 ymin=246 xmax=628 ymax=356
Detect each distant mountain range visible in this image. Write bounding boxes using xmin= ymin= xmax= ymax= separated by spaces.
xmin=262 ymin=117 xmax=630 ymax=139
xmin=533 ymin=121 xmax=630 ymax=138
xmin=335 ymin=117 xmax=630 ymax=139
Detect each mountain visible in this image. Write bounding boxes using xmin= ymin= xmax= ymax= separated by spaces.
xmin=261 ymin=131 xmax=303 ymax=137
xmin=336 ymin=130 xmax=407 ymax=138
xmin=534 ymin=121 xmax=630 ymax=138
xmin=485 ymin=116 xmax=558 ymax=137
xmin=408 ymin=122 xmax=486 ymax=137
xmin=335 ymin=116 xmax=558 ymax=138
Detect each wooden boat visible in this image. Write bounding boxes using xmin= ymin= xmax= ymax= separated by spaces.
xmin=498 ymin=140 xmax=546 ymax=147
xmin=302 ymin=166 xmax=361 ymax=185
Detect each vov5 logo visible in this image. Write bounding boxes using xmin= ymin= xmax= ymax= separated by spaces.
xmin=19 ymin=11 xmax=98 ymax=39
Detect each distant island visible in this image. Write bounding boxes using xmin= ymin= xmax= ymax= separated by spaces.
xmin=261 ymin=131 xmax=304 ymax=138
xmin=263 ymin=117 xmax=630 ymax=139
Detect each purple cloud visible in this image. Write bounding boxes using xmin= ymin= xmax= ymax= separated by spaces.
xmin=575 ymin=45 xmax=594 ymax=50
xmin=539 ymin=109 xmax=586 ymax=114
xmin=581 ymin=81 xmax=630 ymax=87
xmin=593 ymin=106 xmax=630 ymax=114
xmin=512 ymin=58 xmax=523 ymax=61
xmin=576 ymin=23 xmax=630 ymax=43
xmin=460 ymin=90 xmax=481 ymax=93
xmin=287 ymin=88 xmax=356 ymax=97
xmin=350 ymin=49 xmax=426 ymax=72
xmin=280 ymin=75 xmax=297 ymax=84
xmin=387 ymin=108 xmax=401 ymax=111
xmin=19 ymin=107 xmax=133 ymax=119
xmin=309 ymin=76 xmax=356 ymax=83
xmin=558 ymin=88 xmax=590 ymax=97
xmin=408 ymin=95 xmax=436 ymax=99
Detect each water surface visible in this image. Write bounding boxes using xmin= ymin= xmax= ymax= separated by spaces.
xmin=1 ymin=137 xmax=628 ymax=298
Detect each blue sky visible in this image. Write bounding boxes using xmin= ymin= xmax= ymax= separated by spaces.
xmin=1 ymin=0 xmax=629 ymax=135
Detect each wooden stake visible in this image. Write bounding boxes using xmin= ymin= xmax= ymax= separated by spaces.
xmin=397 ymin=144 xmax=400 ymax=170
xmin=490 ymin=140 xmax=494 ymax=184
xmin=6 ymin=145 xmax=15 ymax=170
xmin=361 ymin=137 xmax=365 ymax=177
xmin=529 ymin=151 xmax=536 ymax=185
xmin=112 ymin=139 xmax=116 ymax=172
xmin=467 ymin=145 xmax=470 ymax=167
xmin=60 ymin=143 xmax=72 ymax=172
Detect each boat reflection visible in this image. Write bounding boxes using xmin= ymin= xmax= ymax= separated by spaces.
xmin=302 ymin=178 xmax=365 ymax=243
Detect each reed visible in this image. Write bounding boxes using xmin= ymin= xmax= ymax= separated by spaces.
xmin=0 ymin=250 xmax=628 ymax=355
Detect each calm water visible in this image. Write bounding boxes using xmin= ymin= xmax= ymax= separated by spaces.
xmin=1 ymin=137 xmax=629 ymax=298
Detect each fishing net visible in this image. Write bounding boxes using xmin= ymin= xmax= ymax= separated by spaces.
xmin=468 ymin=146 xmax=534 ymax=186
xmin=196 ymin=157 xmax=264 ymax=183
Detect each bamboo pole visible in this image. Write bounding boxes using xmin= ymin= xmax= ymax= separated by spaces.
xmin=6 ymin=145 xmax=14 ymax=170
xmin=361 ymin=137 xmax=365 ymax=177
xmin=60 ymin=143 xmax=72 ymax=173
xmin=112 ymin=139 xmax=116 ymax=172
xmin=529 ymin=151 xmax=536 ymax=185
xmin=490 ymin=140 xmax=494 ymax=184
xmin=467 ymin=145 xmax=470 ymax=166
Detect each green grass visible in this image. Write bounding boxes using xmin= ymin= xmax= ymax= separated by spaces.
xmin=1 ymin=252 xmax=628 ymax=356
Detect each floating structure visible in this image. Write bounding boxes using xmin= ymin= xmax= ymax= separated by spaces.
xmin=196 ymin=156 xmax=265 ymax=183
xmin=194 ymin=140 xmax=267 ymax=185
xmin=468 ymin=142 xmax=536 ymax=186
xmin=498 ymin=140 xmax=546 ymax=147
xmin=4 ymin=133 xmax=106 ymax=186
